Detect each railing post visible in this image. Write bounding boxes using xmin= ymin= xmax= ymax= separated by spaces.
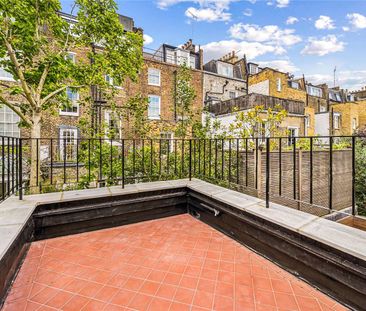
xmin=352 ymin=136 xmax=356 ymax=216
xmin=121 ymin=139 xmax=125 ymax=188
xmin=18 ymin=139 xmax=23 ymax=200
xmin=265 ymin=137 xmax=270 ymax=208
xmin=2 ymin=137 xmax=5 ymax=201
xmin=329 ymin=136 xmax=333 ymax=212
xmin=189 ymin=139 xmax=192 ymax=181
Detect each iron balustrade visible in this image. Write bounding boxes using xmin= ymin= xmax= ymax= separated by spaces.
xmin=0 ymin=135 xmax=361 ymax=217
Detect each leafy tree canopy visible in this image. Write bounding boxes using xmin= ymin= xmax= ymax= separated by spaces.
xmin=0 ymin=0 xmax=143 ymax=127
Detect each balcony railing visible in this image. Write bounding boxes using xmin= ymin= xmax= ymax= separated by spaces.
xmin=0 ymin=135 xmax=361 ymax=218
xmin=207 ymin=93 xmax=306 ymax=116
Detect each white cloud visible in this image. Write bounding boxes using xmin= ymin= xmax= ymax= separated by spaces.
xmin=156 ymin=0 xmax=181 ymax=9
xmin=158 ymin=0 xmax=237 ymax=22
xmin=286 ymin=16 xmax=299 ymax=25
xmin=343 ymin=26 xmax=350 ymax=32
xmin=276 ymin=0 xmax=290 ymax=8
xmin=247 ymin=0 xmax=257 ymax=3
xmin=182 ymin=0 xmax=235 ymax=22
xmin=315 ymin=15 xmax=335 ymax=30
xmin=266 ymin=0 xmax=289 ymax=8
xmin=243 ymin=8 xmax=253 ymax=17
xmin=229 ymin=23 xmax=302 ymax=46
xmin=185 ymin=6 xmax=231 ymax=22
xmin=202 ymin=40 xmax=286 ymax=61
xmin=346 ymin=13 xmax=366 ymax=29
xmin=257 ymin=60 xmax=299 ymax=73
xmin=306 ymin=70 xmax=366 ymax=91
xmin=301 ymin=35 xmax=345 ymax=56
xmin=143 ymin=34 xmax=154 ymax=46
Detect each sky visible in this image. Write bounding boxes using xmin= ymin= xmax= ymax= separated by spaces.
xmin=61 ymin=0 xmax=366 ymax=91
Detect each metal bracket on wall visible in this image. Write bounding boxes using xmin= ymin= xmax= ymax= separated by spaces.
xmin=200 ymin=203 xmax=221 ymax=217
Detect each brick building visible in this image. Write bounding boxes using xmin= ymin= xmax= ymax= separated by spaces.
xmin=203 ymin=51 xmax=248 ymax=105
xmin=247 ymin=65 xmax=309 ymax=136
xmin=0 ymin=13 xmax=204 ymax=149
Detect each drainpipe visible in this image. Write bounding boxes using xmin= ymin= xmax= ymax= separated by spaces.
xmin=174 ymin=70 xmax=177 ymax=121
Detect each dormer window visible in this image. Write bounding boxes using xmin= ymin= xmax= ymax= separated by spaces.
xmin=306 ymin=85 xmax=322 ymax=98
xmin=289 ymin=81 xmax=299 ymax=89
xmin=217 ymin=62 xmax=233 ymax=78
xmin=249 ymin=63 xmax=259 ymax=75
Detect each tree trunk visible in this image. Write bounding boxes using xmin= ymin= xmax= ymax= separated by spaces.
xmin=29 ymin=113 xmax=41 ymax=194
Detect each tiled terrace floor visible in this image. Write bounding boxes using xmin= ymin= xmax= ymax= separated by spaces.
xmin=2 ymin=215 xmax=347 ymax=311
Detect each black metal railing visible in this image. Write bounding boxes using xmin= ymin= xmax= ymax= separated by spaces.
xmin=0 ymin=135 xmax=361 ymax=218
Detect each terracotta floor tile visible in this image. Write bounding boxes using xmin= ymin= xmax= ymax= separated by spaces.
xmin=28 ymin=286 xmax=59 ymax=305
xmin=296 ymin=296 xmax=322 ymax=311
xmin=275 ymin=292 xmax=299 ymax=310
xmin=61 ymin=294 xmax=90 ymax=311
xmin=81 ymin=299 xmax=107 ymax=310
xmin=255 ymin=289 xmax=277 ymax=307
xmin=253 ymin=276 xmax=273 ymax=291
xmin=156 ymin=283 xmax=178 ymax=299
xmin=148 ymin=297 xmax=172 ymax=310
xmin=44 ymin=290 xmax=74 ymax=309
xmin=128 ymin=292 xmax=153 ymax=310
xmin=213 ymin=294 xmax=234 ymax=311
xmin=179 ymin=276 xmax=199 ymax=290
xmin=271 ymin=278 xmax=293 ymax=294
xmin=174 ymin=287 xmax=195 ymax=304
xmin=197 ymin=278 xmax=216 ymax=293
xmin=169 ymin=301 xmax=191 ymax=311
xmin=139 ymin=280 xmax=160 ymax=296
xmin=192 ymin=290 xmax=214 ymax=309
xmin=164 ymin=272 xmax=182 ymax=286
xmin=94 ymin=285 xmax=120 ymax=302
xmin=78 ymin=281 xmax=104 ymax=298
xmin=3 ymin=214 xmax=347 ymax=311
xmin=110 ymin=289 xmax=136 ymax=306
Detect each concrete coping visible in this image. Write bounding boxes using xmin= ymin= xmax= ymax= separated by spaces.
xmin=1 ymin=178 xmax=366 ymax=263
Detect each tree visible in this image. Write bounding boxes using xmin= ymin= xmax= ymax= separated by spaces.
xmin=228 ymin=105 xmax=288 ymax=140
xmin=173 ymin=64 xmax=197 ymax=138
xmin=0 ymin=0 xmax=143 ymax=190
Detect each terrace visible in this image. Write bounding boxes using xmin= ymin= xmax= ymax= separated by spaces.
xmin=0 ymin=136 xmax=366 ymax=310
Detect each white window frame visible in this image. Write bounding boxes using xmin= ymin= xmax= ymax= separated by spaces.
xmin=60 ymin=88 xmax=80 ymax=116
xmin=148 ymin=95 xmax=161 ymax=120
xmin=229 ymin=91 xmax=236 ymax=99
xmin=0 ymin=105 xmax=20 ymax=138
xmin=277 ymin=78 xmax=282 ymax=92
xmin=307 ymin=85 xmax=322 ymax=98
xmin=189 ymin=55 xmax=196 ymax=69
xmin=176 ymin=49 xmax=190 ymax=66
xmin=217 ymin=62 xmax=233 ymax=78
xmin=288 ymin=126 xmax=299 ymax=145
xmin=59 ymin=127 xmax=78 ymax=160
xmin=352 ymin=118 xmax=357 ymax=131
xmin=104 ymin=110 xmax=122 ymax=140
xmin=333 ymin=113 xmax=341 ymax=129
xmin=160 ymin=132 xmax=174 ymax=152
xmin=105 ymin=74 xmax=114 ymax=86
xmin=148 ymin=68 xmax=161 ymax=86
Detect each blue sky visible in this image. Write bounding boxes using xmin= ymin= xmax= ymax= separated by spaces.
xmin=61 ymin=0 xmax=366 ymax=90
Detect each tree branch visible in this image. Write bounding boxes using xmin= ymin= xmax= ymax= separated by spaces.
xmin=3 ymin=38 xmax=38 ymax=110
xmin=36 ymin=63 xmax=50 ymax=102
xmin=0 ymin=95 xmax=32 ymax=126
xmin=41 ymin=84 xmax=84 ymax=106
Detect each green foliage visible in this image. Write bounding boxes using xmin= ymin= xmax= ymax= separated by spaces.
xmin=174 ymin=64 xmax=196 ymax=138
xmin=0 ymin=0 xmax=143 ymax=126
xmin=228 ymin=105 xmax=287 ymax=139
xmin=355 ymin=138 xmax=366 ymax=215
